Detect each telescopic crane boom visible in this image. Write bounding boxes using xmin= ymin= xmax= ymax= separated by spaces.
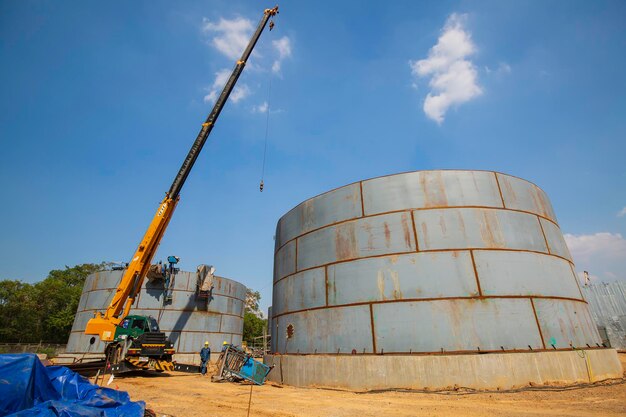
xmin=85 ymin=6 xmax=279 ymax=342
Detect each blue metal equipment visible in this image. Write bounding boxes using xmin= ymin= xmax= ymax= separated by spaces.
xmin=213 ymin=344 xmax=273 ymax=385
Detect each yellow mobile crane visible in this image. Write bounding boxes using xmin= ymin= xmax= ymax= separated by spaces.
xmin=84 ymin=6 xmax=279 ymax=372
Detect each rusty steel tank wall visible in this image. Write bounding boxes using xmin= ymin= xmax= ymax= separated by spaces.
xmin=270 ymin=170 xmax=602 ymax=356
xmin=66 ymin=269 xmax=246 ymax=363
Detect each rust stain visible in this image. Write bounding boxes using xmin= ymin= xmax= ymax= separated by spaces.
xmin=390 ymin=270 xmax=402 ymax=300
xmin=420 ymin=222 xmax=429 ymax=248
xmin=456 ymin=210 xmax=467 ymax=240
xmin=423 ymin=171 xmax=448 ymax=208
xmin=439 ymin=215 xmax=447 ymax=235
xmin=471 ymin=172 xmax=480 ymax=192
xmin=335 ymin=223 xmax=358 ymax=261
xmin=419 ymin=174 xmax=427 ymax=205
xmin=530 ymin=186 xmax=552 ymax=219
xmin=301 ymin=200 xmax=315 ymax=232
xmin=401 ymin=213 xmax=412 ymax=248
xmin=325 ymin=267 xmax=330 ymax=306
xmin=479 ymin=210 xmax=504 ymax=248
xmin=309 ymin=273 xmax=316 ymax=303
xmin=383 ymin=222 xmax=391 ymax=247
xmin=363 ymin=222 xmax=374 ymax=250
xmin=445 ymin=299 xmax=464 ymax=347
xmin=377 ymin=270 xmax=386 ymax=300
xmin=502 ymin=176 xmax=517 ymax=205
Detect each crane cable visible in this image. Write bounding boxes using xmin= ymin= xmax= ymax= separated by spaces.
xmin=259 ymin=76 xmax=272 ymax=192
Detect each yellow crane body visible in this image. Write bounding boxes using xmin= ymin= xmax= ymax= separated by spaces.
xmin=85 ymin=195 xmax=178 ymax=341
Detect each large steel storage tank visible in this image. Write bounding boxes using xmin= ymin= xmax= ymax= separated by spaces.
xmin=266 ymin=170 xmax=622 ymax=390
xmin=66 ymin=268 xmax=246 ymax=364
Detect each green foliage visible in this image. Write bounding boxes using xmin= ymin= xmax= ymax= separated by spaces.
xmin=242 ymin=288 xmax=266 ymax=344
xmin=0 ymin=263 xmax=107 ymax=343
xmin=36 ymin=346 xmax=58 ymax=358
xmin=245 ymin=289 xmax=262 ymax=314
xmin=0 ymin=280 xmax=38 ymax=341
xmin=243 ymin=312 xmax=266 ymax=345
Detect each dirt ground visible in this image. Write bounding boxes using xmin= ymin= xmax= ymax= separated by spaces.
xmin=108 ymin=354 xmax=626 ymax=417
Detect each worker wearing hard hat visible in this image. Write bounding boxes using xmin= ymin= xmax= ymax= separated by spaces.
xmin=200 ymin=341 xmax=211 ymax=376
xmin=221 ymin=341 xmax=229 ymax=352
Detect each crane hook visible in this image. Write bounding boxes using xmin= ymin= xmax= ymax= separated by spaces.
xmin=269 ymin=20 xmax=275 ymax=31
xmin=259 ymin=180 xmax=264 ymax=192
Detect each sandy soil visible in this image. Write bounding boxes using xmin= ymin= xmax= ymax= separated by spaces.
xmin=107 ymin=354 xmax=626 ymax=417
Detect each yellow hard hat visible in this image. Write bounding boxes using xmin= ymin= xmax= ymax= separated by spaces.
xmin=222 ymin=341 xmax=228 ymax=345
xmin=204 ymin=341 xmax=209 ymax=346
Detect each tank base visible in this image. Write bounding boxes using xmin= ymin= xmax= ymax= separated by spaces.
xmin=264 ymin=349 xmax=622 ymax=391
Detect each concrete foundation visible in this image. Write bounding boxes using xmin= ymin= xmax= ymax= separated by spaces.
xmin=264 ymin=349 xmax=622 ymax=391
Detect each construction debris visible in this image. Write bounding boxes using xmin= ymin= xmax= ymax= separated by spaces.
xmin=212 ymin=344 xmax=273 ymax=385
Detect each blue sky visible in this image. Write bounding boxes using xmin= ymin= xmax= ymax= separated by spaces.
xmin=1 ymin=0 xmax=625 ymax=314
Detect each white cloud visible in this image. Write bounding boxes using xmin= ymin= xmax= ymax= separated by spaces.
xmin=229 ymin=84 xmax=250 ymax=103
xmin=271 ymin=36 xmax=292 ymax=74
xmin=618 ymin=207 xmax=626 ymax=217
xmin=564 ymin=232 xmax=626 ymax=261
xmin=409 ymin=13 xmax=482 ymax=124
xmin=486 ymin=62 xmax=512 ymax=75
xmin=498 ymin=62 xmax=511 ymax=74
xmin=200 ymin=16 xmax=292 ymax=105
xmin=253 ymin=101 xmax=268 ymax=113
xmin=202 ymin=17 xmax=253 ymax=60
xmin=565 ymin=232 xmax=626 ymax=283
xmin=203 ymin=68 xmax=249 ymax=104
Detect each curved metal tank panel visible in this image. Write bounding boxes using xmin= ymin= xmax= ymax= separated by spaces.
xmin=270 ymin=170 xmax=601 ymax=355
xmin=67 ymin=269 xmax=246 ymax=362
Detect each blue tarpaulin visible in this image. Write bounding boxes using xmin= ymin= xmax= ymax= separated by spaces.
xmin=0 ymin=354 xmax=145 ymax=417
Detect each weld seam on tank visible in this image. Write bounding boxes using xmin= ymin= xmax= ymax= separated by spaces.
xmin=358 ymin=181 xmax=366 ymax=217
xmin=76 ymin=308 xmax=244 ymax=319
xmin=569 ymin=262 xmax=587 ymax=300
xmin=273 ymin=248 xmax=575 ymax=286
xmin=469 ymin=250 xmax=483 ymax=296
xmin=276 ymin=170 xmax=553 ymax=222
xmin=67 ymin=329 xmax=242 ymax=336
xmin=530 ymin=298 xmax=548 ymax=349
xmin=270 ymin=295 xmax=589 ymax=320
xmin=267 ymin=346 xmax=609 ymax=356
xmin=78 ymin=289 xmax=246 ymax=302
xmin=493 ymin=172 xmax=507 ymax=208
xmin=274 ymin=206 xmax=561 ymax=254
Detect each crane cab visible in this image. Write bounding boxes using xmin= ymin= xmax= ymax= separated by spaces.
xmin=107 ymin=315 xmax=175 ymax=372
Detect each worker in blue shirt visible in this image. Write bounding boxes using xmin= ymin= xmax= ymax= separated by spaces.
xmin=200 ymin=341 xmax=211 ymax=376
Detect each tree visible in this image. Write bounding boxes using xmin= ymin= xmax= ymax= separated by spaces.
xmin=34 ymin=263 xmax=106 ymax=343
xmin=245 ymin=289 xmax=262 ymax=316
xmin=243 ymin=312 xmax=267 ymax=345
xmin=0 ymin=263 xmax=107 ymax=343
xmin=0 ymin=280 xmax=38 ymax=342
xmin=242 ymin=288 xmax=266 ymax=345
